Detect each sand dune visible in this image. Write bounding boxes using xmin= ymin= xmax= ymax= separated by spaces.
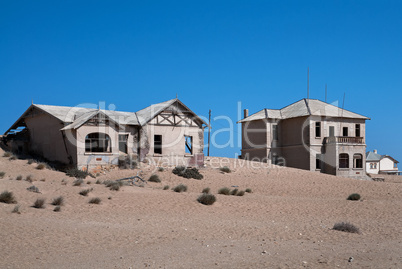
xmin=0 ymin=150 xmax=401 ymax=268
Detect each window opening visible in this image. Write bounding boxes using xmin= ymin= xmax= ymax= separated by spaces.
xmin=154 ymin=135 xmax=162 ymax=154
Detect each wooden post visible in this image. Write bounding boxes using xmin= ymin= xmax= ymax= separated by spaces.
xmin=207 ymin=109 xmax=211 ymax=156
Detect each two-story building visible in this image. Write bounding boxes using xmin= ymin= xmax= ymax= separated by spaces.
xmin=238 ymin=99 xmax=370 ymax=179
xmin=366 ymin=150 xmax=399 ymax=175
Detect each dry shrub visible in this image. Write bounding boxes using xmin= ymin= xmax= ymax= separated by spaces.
xmin=26 ymin=185 xmax=40 ymax=193
xmin=0 ymin=171 xmax=5 ymax=178
xmin=3 ymin=152 xmax=12 ymax=157
xmin=202 ymin=187 xmax=210 ymax=194
xmin=66 ymin=168 xmax=89 ymax=179
xmin=218 ymin=187 xmax=230 ymax=195
xmin=25 ymin=175 xmax=34 ymax=182
xmin=53 ymin=206 xmax=61 ymax=212
xmin=172 ymin=166 xmax=203 ymax=180
xmin=158 ymin=167 xmax=164 ymax=172
xmin=333 ymin=222 xmax=360 ymax=234
xmin=51 ymin=196 xmax=64 ymax=206
xmin=79 ymin=188 xmax=93 ymax=196
xmin=36 ymin=163 xmax=46 ymax=170
xmin=220 ymin=166 xmax=231 ymax=173
xmin=12 ymin=205 xmax=21 ymax=214
xmin=89 ymin=197 xmax=101 ymax=204
xmin=230 ymin=188 xmax=238 ymax=195
xmin=236 ymin=190 xmax=245 ymax=196
xmin=16 ymin=175 xmax=23 ymax=181
xmin=0 ymin=191 xmax=17 ymax=204
xmin=245 ymin=188 xmax=252 ymax=193
xmin=347 ymin=193 xmax=361 ymax=201
xmin=197 ymin=193 xmax=216 ymax=205
xmin=173 ymin=184 xmax=187 ymax=193
xmin=73 ymin=178 xmax=84 ymax=186
xmin=148 ymin=174 xmax=161 ymax=183
xmin=163 ymin=185 xmax=170 ymax=190
xmin=109 ymin=183 xmax=120 ymax=191
xmin=33 ymin=198 xmax=46 ymax=209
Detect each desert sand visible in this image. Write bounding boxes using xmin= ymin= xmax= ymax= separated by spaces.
xmin=0 ymin=149 xmax=401 ymax=269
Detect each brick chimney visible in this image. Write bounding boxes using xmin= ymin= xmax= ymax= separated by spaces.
xmin=244 ymin=109 xmax=249 ymax=119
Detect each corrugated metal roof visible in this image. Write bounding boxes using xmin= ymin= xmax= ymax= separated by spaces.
xmin=238 ymin=99 xmax=370 ymax=123
xmin=366 ymin=151 xmax=382 ymax=161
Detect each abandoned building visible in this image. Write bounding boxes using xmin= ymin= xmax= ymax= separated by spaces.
xmin=366 ymin=150 xmax=400 ymax=175
xmin=238 ymin=98 xmax=370 ymax=179
xmin=3 ymin=98 xmax=206 ymax=169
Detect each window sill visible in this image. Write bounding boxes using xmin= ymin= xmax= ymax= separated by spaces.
xmin=153 ymin=154 xmax=163 ymax=157
xmin=184 ymin=154 xmax=194 ymax=157
xmin=338 ymin=168 xmax=350 ymax=171
xmin=84 ymin=152 xmax=114 ymax=156
xmin=352 ymin=168 xmax=363 ymax=170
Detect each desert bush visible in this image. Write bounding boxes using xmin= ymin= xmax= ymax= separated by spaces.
xmin=220 ymin=166 xmax=231 ymax=173
xmin=9 ymin=155 xmax=17 ymax=161
xmin=172 ymin=166 xmax=203 ymax=180
xmin=347 ymin=193 xmax=361 ymax=201
xmin=79 ymin=188 xmax=93 ymax=196
xmin=197 ymin=193 xmax=216 ymax=205
xmin=245 ymin=188 xmax=252 ymax=193
xmin=12 ymin=205 xmax=21 ymax=214
xmin=51 ymin=196 xmax=64 ymax=206
xmin=173 ymin=184 xmax=188 ymax=193
xmin=16 ymin=175 xmax=23 ymax=181
xmin=66 ymin=168 xmax=89 ymax=179
xmin=333 ymin=222 xmax=360 ymax=234
xmin=0 ymin=191 xmax=16 ymax=204
xmin=89 ymin=197 xmax=101 ymax=204
xmin=109 ymin=183 xmax=120 ymax=191
xmin=95 ymin=179 xmax=103 ymax=184
xmin=103 ymin=180 xmax=114 ymax=187
xmin=33 ymin=198 xmax=46 ymax=209
xmin=230 ymin=188 xmax=238 ymax=195
xmin=61 ymin=179 xmax=67 ymax=185
xmin=26 ymin=185 xmax=40 ymax=193
xmin=25 ymin=175 xmax=34 ymax=182
xmin=3 ymin=152 xmax=12 ymax=157
xmin=27 ymin=159 xmax=35 ymax=164
xmin=202 ymin=187 xmax=210 ymax=194
xmin=0 ymin=171 xmax=5 ymax=178
xmin=163 ymin=185 xmax=170 ymax=190
xmin=236 ymin=190 xmax=245 ymax=196
xmin=218 ymin=187 xmax=230 ymax=195
xmin=53 ymin=206 xmax=61 ymax=212
xmin=148 ymin=174 xmax=161 ymax=183
xmin=73 ymin=178 xmax=84 ymax=186
xmin=158 ymin=167 xmax=164 ymax=172
xmin=36 ymin=163 xmax=47 ymax=170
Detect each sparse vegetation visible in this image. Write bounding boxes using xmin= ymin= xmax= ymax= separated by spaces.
xmin=3 ymin=152 xmax=12 ymax=157
xmin=36 ymin=163 xmax=47 ymax=170
xmin=333 ymin=222 xmax=360 ymax=234
xmin=163 ymin=185 xmax=170 ymax=190
xmin=33 ymin=198 xmax=46 ymax=209
xmin=25 ymin=175 xmax=34 ymax=182
xmin=27 ymin=159 xmax=35 ymax=164
xmin=172 ymin=166 xmax=203 ymax=180
xmin=218 ymin=187 xmax=230 ymax=195
xmin=16 ymin=175 xmax=23 ymax=181
xmin=197 ymin=193 xmax=216 ymax=205
xmin=89 ymin=197 xmax=101 ymax=204
xmin=173 ymin=184 xmax=188 ymax=193
xmin=0 ymin=191 xmax=16 ymax=204
xmin=95 ymin=179 xmax=102 ymax=184
xmin=73 ymin=178 xmax=84 ymax=186
xmin=148 ymin=174 xmax=161 ymax=183
xmin=202 ymin=187 xmax=210 ymax=194
xmin=109 ymin=183 xmax=120 ymax=191
xmin=347 ymin=193 xmax=361 ymax=201
xmin=51 ymin=196 xmax=64 ymax=206
xmin=9 ymin=155 xmax=17 ymax=161
xmin=0 ymin=171 xmax=5 ymax=178
xmin=230 ymin=188 xmax=238 ymax=195
xmin=79 ymin=188 xmax=93 ymax=196
xmin=66 ymin=168 xmax=89 ymax=179
xmin=220 ymin=166 xmax=231 ymax=173
xmin=245 ymin=188 xmax=252 ymax=193
xmin=236 ymin=190 xmax=245 ymax=196
xmin=158 ymin=167 xmax=164 ymax=172
xmin=12 ymin=205 xmax=21 ymax=214
xmin=53 ymin=206 xmax=61 ymax=212
xmin=26 ymin=185 xmax=40 ymax=193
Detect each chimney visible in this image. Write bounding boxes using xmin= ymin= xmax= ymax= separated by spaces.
xmin=373 ymin=149 xmax=377 ymax=154
xmin=244 ymin=109 xmax=249 ymax=119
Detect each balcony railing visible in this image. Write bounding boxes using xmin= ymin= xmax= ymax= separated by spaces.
xmin=324 ymin=136 xmax=364 ymax=144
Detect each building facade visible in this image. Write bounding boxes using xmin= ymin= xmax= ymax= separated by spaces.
xmin=366 ymin=150 xmax=399 ymax=175
xmin=3 ymin=99 xmax=206 ymax=169
xmin=238 ymin=99 xmax=370 ymax=179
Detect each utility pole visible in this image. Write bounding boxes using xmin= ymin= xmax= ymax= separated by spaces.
xmin=207 ymin=109 xmax=211 ymax=156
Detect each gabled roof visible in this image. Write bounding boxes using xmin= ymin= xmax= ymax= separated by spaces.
xmin=366 ymin=151 xmax=399 ymax=163
xmin=238 ymin=98 xmax=370 ymax=123
xmin=5 ymin=98 xmax=206 ymax=134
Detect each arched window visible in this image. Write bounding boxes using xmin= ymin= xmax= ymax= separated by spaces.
xmin=85 ymin=133 xmax=111 ymax=153
xmin=370 ymin=163 xmax=374 ymax=169
xmin=353 ymin=154 xmax=363 ymax=168
xmin=339 ymin=153 xmax=349 ymax=168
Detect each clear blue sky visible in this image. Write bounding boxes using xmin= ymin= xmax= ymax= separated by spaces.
xmin=1 ymin=1 xmax=401 ymax=162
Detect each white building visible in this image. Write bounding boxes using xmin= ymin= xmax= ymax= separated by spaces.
xmin=366 ymin=150 xmax=399 ymax=175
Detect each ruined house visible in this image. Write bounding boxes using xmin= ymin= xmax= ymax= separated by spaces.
xmin=238 ymin=99 xmax=370 ymax=179
xmin=3 ymin=98 xmax=206 ymax=169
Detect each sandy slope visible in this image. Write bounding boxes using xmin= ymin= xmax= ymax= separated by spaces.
xmin=0 ymin=150 xmax=401 ymax=268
